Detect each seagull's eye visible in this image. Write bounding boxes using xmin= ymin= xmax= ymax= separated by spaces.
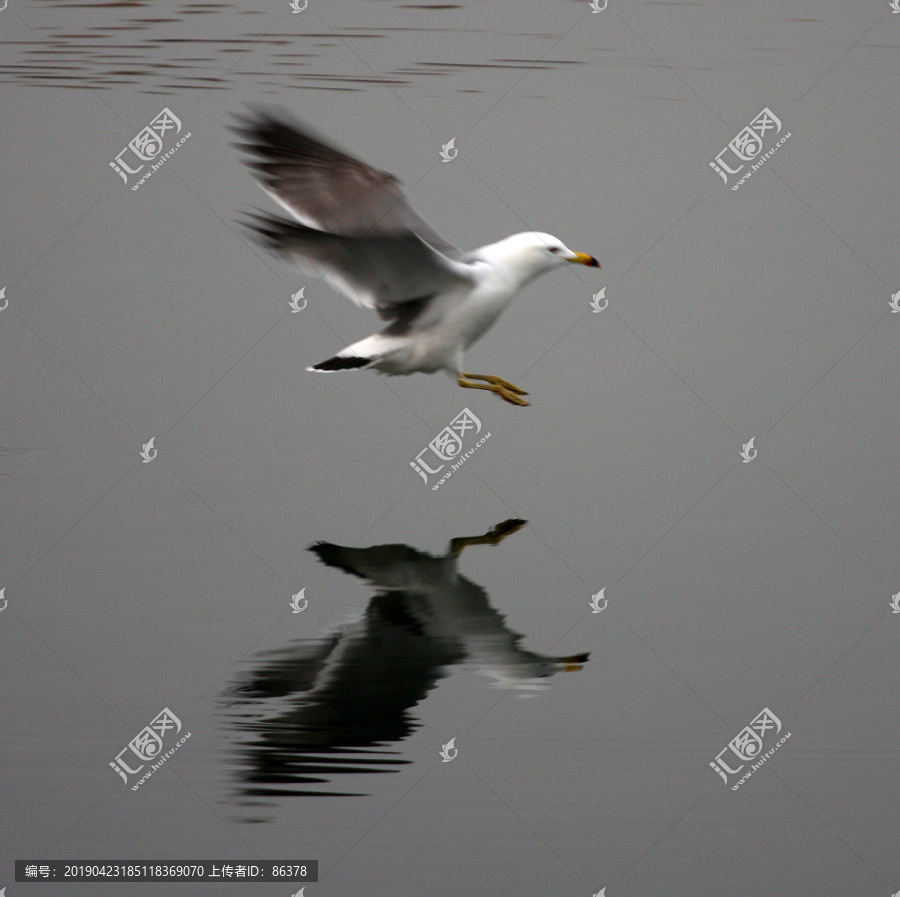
xmin=548 ymin=246 xmax=560 ymax=254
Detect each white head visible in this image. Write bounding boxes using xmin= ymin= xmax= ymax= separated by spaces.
xmin=481 ymin=231 xmax=600 ymax=287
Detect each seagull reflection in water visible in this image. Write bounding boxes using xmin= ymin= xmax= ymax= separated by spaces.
xmin=224 ymin=519 xmax=589 ymax=803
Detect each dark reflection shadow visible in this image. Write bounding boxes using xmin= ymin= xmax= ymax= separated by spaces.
xmin=224 ymin=519 xmax=589 ymax=806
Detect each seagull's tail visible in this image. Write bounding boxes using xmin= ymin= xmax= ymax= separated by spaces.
xmin=307 ymin=333 xmax=404 ymax=373
xmin=309 ymin=354 xmax=372 ymax=372
xmin=310 ymin=541 xmax=427 ymax=585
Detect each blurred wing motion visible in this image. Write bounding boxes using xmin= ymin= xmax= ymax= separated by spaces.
xmin=231 ymin=108 xmax=474 ymax=315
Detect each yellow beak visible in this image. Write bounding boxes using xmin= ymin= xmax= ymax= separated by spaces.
xmin=567 ymin=251 xmax=601 ymax=268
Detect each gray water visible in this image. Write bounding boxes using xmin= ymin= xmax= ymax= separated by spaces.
xmin=1 ymin=1 xmax=899 ymax=894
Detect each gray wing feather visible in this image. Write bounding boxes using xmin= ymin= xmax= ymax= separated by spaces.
xmin=232 ymin=107 xmax=473 ymax=310
xmin=243 ymin=211 xmax=470 ymax=314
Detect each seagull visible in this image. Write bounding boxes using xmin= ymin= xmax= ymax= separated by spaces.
xmin=231 ymin=108 xmax=600 ymax=406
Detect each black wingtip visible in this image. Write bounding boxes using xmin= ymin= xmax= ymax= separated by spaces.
xmin=227 ymin=103 xmax=291 ymax=136
xmin=228 ymin=104 xmax=354 ymax=170
xmin=310 ymin=355 xmax=372 ymax=371
xmin=236 ymin=208 xmax=320 ymax=254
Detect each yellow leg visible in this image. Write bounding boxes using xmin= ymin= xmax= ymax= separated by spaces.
xmin=458 ymin=372 xmax=529 ymax=406
xmin=450 ymin=518 xmax=527 ymax=557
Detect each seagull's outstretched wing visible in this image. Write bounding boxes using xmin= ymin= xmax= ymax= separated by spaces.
xmin=243 ymin=211 xmax=469 ymax=316
xmin=231 ymin=107 xmax=474 ymax=313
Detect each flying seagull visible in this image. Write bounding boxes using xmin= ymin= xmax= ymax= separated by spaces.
xmin=232 ymin=108 xmax=600 ymax=406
